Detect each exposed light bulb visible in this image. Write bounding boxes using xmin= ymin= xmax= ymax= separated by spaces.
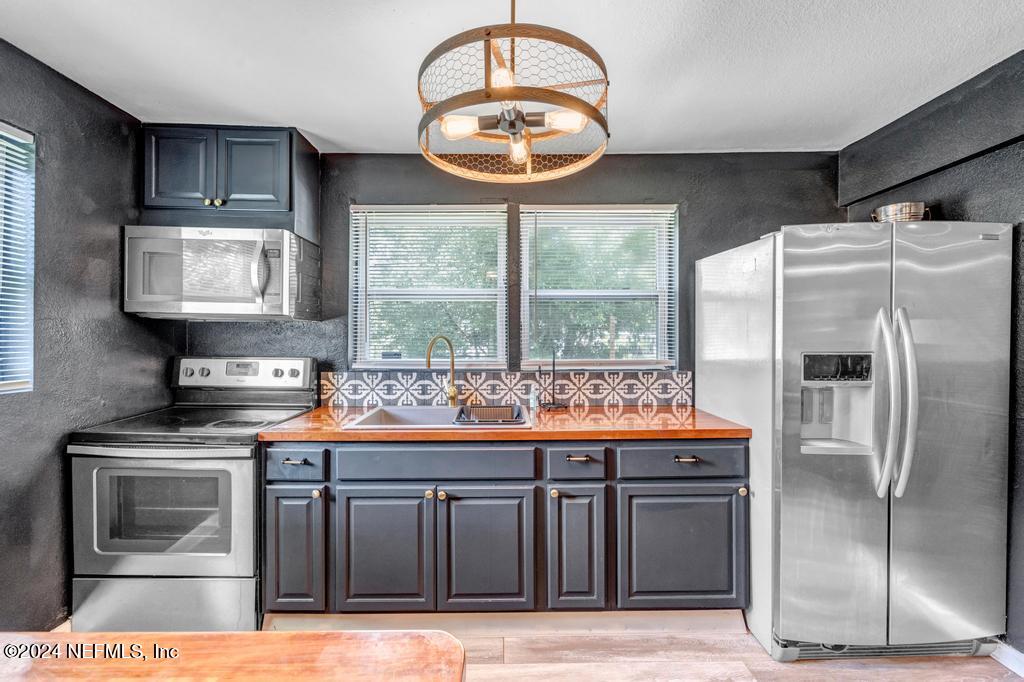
xmin=508 ymin=135 xmax=529 ymax=165
xmin=491 ymin=67 xmax=514 ymax=88
xmin=491 ymin=67 xmax=516 ymax=110
xmin=439 ymin=114 xmax=480 ymax=141
xmin=544 ymin=109 xmax=588 ymax=134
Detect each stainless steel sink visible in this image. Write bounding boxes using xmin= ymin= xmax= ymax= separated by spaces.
xmin=343 ymin=405 xmax=532 ymax=430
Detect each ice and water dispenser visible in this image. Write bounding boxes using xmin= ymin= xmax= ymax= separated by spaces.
xmin=799 ymin=353 xmax=874 ymax=455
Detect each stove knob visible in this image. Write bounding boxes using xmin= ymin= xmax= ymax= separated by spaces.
xmin=198 ymin=367 xmax=211 ymax=377
xmin=272 ymin=368 xmax=284 ymax=378
xmin=182 ymin=367 xmax=195 ymax=377
xmin=288 ymin=368 xmax=300 ymax=378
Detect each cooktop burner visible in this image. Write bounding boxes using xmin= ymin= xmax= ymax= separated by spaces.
xmin=69 ymin=356 xmax=318 ymax=446
xmin=70 ymin=406 xmax=308 ymax=445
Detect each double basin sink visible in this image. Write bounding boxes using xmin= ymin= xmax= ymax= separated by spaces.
xmin=344 ymin=405 xmax=533 ymax=430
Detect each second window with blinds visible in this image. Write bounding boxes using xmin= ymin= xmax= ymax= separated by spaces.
xmin=348 ymin=204 xmax=678 ymax=370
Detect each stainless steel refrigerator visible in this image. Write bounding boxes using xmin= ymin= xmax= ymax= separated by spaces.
xmin=696 ymin=221 xmax=1010 ymax=661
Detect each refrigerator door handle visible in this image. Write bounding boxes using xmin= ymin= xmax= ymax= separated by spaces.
xmin=876 ymin=307 xmax=902 ymax=498
xmin=893 ymin=307 xmax=919 ymax=498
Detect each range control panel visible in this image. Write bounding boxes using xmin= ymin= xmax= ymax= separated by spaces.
xmin=173 ymin=357 xmax=315 ymax=389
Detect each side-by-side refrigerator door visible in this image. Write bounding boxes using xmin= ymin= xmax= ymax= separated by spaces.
xmin=888 ymin=222 xmax=1010 ymax=644
xmin=777 ymin=223 xmax=895 ymax=646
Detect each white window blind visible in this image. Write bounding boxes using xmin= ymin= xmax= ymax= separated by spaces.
xmin=0 ymin=122 xmax=35 ymax=394
xmin=520 ymin=206 xmax=678 ymax=368
xmin=349 ymin=205 xmax=508 ymax=368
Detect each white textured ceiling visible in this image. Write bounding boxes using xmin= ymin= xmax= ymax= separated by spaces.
xmin=1 ymin=0 xmax=1022 ymax=153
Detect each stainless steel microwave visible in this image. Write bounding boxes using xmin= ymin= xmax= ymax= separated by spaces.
xmin=124 ymin=226 xmax=321 ymax=320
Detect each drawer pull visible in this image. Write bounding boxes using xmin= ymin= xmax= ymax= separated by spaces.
xmin=565 ymin=455 xmax=592 ymax=463
xmin=674 ymin=456 xmax=701 ymax=464
xmin=281 ymin=457 xmax=310 ymax=465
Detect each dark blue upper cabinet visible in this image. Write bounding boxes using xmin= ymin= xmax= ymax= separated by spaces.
xmin=140 ymin=124 xmax=320 ymax=245
xmin=217 ymin=129 xmax=290 ymax=211
xmin=143 ymin=126 xmax=217 ymax=208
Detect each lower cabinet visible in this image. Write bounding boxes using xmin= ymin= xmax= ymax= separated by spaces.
xmin=335 ymin=484 xmax=536 ymax=612
xmin=616 ymin=482 xmax=747 ymax=609
xmin=264 ymin=439 xmax=749 ymax=615
xmin=335 ymin=486 xmax=435 ymax=612
xmin=546 ymin=484 xmax=607 ymax=609
xmin=437 ymin=485 xmax=535 ymax=611
xmin=265 ymin=484 xmax=326 ymax=611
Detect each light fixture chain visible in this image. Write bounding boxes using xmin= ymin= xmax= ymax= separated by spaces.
xmin=510 ymin=0 xmax=516 ymax=72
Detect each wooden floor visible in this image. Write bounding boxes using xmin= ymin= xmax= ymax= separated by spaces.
xmin=264 ymin=611 xmax=1017 ymax=681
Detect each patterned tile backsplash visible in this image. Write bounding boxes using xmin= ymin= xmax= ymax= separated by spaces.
xmin=321 ymin=369 xmax=692 ymax=408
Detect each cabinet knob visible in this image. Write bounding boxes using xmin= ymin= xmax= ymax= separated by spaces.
xmin=437 ymin=491 xmax=448 ymax=501
xmin=424 ymin=489 xmax=434 ymax=499
xmin=550 ymin=489 xmax=559 ymax=498
xmin=203 ymin=198 xmax=213 ymax=206
xmin=311 ymin=489 xmax=322 ymax=499
xmin=213 ymin=198 xmax=224 ymax=207
xmin=738 ymin=487 xmax=748 ymax=497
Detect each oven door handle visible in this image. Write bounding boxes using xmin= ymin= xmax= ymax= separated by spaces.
xmin=67 ymin=444 xmax=254 ymax=459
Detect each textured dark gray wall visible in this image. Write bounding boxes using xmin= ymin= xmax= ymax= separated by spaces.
xmin=839 ymin=50 xmax=1024 ymax=205
xmin=0 ymin=39 xmax=184 ymax=630
xmin=847 ymin=141 xmax=1024 ymax=648
xmin=190 ymin=152 xmax=843 ymax=371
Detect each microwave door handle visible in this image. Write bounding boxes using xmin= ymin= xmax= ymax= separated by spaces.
xmin=250 ymin=240 xmax=265 ymax=304
xmin=876 ymin=307 xmax=902 ymax=498
xmin=893 ymin=307 xmax=919 ymax=498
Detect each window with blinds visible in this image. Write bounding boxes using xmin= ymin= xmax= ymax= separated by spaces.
xmin=349 ymin=205 xmax=508 ymax=368
xmin=0 ymin=123 xmax=35 ymax=394
xmin=520 ymin=206 xmax=678 ymax=368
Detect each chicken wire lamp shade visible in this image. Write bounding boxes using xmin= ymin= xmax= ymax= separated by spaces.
xmin=418 ymin=15 xmax=609 ymax=183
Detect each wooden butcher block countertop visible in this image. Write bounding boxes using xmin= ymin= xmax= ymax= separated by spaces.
xmin=259 ymin=405 xmax=751 ymax=442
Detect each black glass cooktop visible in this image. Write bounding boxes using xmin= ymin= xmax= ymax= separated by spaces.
xmin=70 ymin=406 xmax=308 ymax=445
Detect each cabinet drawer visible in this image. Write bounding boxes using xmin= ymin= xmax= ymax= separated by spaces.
xmin=335 ymin=445 xmax=537 ymax=481
xmin=267 ymin=447 xmax=328 ymax=481
xmin=616 ymin=443 xmax=746 ymax=479
xmin=546 ymin=446 xmax=607 ymax=480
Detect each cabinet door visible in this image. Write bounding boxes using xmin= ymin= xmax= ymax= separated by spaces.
xmin=216 ymin=129 xmax=290 ymax=211
xmin=547 ymin=484 xmax=606 ymax=609
xmin=335 ymin=486 xmax=435 ymax=612
xmin=437 ymin=485 xmax=535 ymax=611
xmin=265 ymin=484 xmax=325 ymax=611
xmin=617 ymin=483 xmax=747 ymax=609
xmin=143 ymin=126 xmax=217 ymax=208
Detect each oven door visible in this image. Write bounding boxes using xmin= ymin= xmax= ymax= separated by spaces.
xmin=123 ymin=225 xmax=287 ymax=319
xmin=71 ymin=452 xmax=254 ymax=577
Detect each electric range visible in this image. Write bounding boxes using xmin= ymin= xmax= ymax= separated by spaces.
xmin=67 ymin=356 xmax=317 ymax=632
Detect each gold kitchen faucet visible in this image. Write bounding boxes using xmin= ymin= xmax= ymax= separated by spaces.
xmin=425 ymin=335 xmax=459 ymax=407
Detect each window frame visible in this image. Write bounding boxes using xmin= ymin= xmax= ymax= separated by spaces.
xmin=519 ymin=204 xmax=679 ymax=371
xmin=348 ymin=204 xmax=509 ymax=370
xmin=347 ymin=203 xmax=680 ymax=372
xmin=0 ymin=120 xmax=35 ymax=395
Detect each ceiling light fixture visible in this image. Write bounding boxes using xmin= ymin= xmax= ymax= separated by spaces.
xmin=418 ymin=0 xmax=609 ymax=183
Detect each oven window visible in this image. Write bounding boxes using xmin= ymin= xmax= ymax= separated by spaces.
xmin=96 ymin=469 xmax=231 ymax=555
